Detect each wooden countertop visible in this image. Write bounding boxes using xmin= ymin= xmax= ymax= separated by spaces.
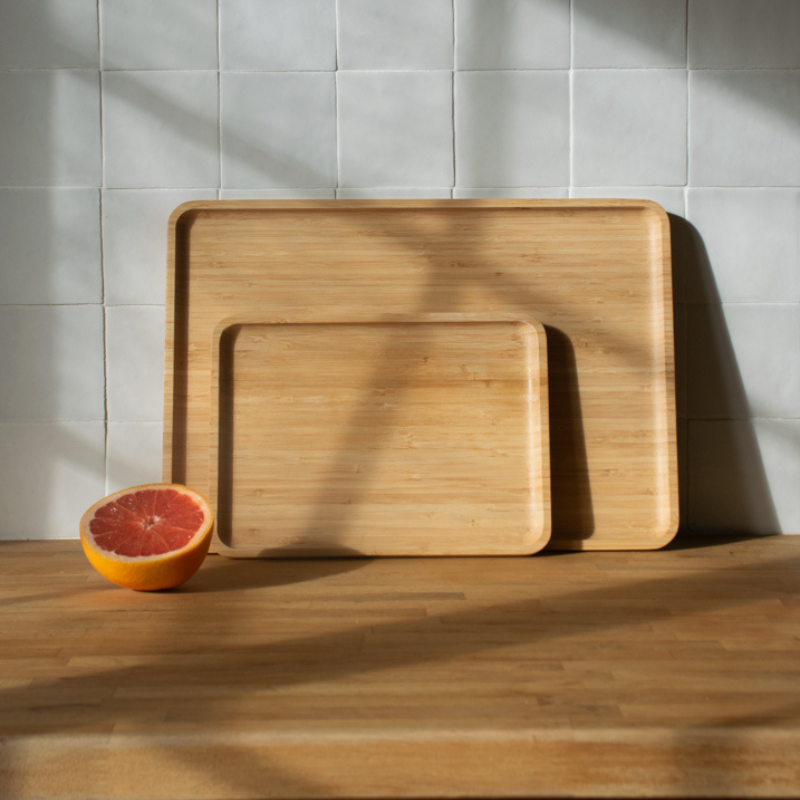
xmin=2 ymin=535 xmax=799 ymax=798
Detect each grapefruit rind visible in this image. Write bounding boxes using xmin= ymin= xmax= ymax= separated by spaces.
xmin=80 ymin=484 xmax=214 ymax=592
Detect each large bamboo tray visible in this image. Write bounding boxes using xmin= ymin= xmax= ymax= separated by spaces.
xmin=163 ymin=199 xmax=678 ymax=553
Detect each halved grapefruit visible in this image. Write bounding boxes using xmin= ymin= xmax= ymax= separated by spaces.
xmin=80 ymin=484 xmax=214 ymax=591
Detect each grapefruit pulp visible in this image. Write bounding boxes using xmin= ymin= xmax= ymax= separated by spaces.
xmin=80 ymin=484 xmax=214 ymax=591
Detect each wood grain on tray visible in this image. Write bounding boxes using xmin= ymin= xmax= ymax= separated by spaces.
xmin=163 ymin=199 xmax=677 ymax=553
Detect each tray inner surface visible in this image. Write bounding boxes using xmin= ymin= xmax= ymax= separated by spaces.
xmin=210 ymin=317 xmax=550 ymax=556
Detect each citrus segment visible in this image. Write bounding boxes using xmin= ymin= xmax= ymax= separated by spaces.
xmin=80 ymin=484 xmax=214 ymax=591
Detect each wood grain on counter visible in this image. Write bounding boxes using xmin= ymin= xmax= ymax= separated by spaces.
xmin=2 ymin=535 xmax=799 ymax=798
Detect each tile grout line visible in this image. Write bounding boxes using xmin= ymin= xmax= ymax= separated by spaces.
xmin=96 ymin=0 xmax=110 ymax=488
xmin=568 ymin=0 xmax=574 ymax=195
xmin=334 ymin=0 xmax=340 ymax=194
xmin=451 ymin=0 xmax=456 ymax=197
xmin=684 ymin=0 xmax=690 ymax=196
xmin=684 ymin=0 xmax=691 ymax=529
xmin=217 ymin=0 xmax=222 ymax=197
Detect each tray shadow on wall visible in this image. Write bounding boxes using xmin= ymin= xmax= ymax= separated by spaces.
xmin=542 ymin=326 xmax=592 ymax=544
xmin=670 ymin=215 xmax=779 ymax=538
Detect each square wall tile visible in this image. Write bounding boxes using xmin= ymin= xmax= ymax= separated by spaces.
xmin=0 ymin=422 xmax=106 ymax=540
xmin=751 ymin=420 xmax=800 ymax=534
xmin=686 ymin=190 xmax=800 ymax=305
xmin=573 ymin=0 xmax=686 ymax=68
xmin=0 ymin=189 xmax=101 ymax=304
xmin=455 ymin=0 xmax=570 ymax=70
xmin=569 ymin=187 xmax=685 ymax=217
xmin=338 ymin=72 xmax=453 ymax=188
xmin=573 ymin=70 xmax=686 ymax=187
xmin=106 ymin=422 xmax=164 ymax=494
xmin=339 ymin=0 xmax=453 ymax=70
xmin=453 ymin=188 xmax=569 ymax=199
xmin=0 ymin=306 xmax=105 ymax=421
xmin=689 ymin=71 xmax=800 ymax=187
xmin=0 ymin=0 xmax=98 ymax=68
xmin=103 ymin=72 xmax=219 ymax=189
xmin=0 ymin=71 xmax=100 ymax=187
xmin=106 ymin=306 xmax=166 ymax=422
xmin=337 ymin=188 xmax=452 ymax=199
xmin=101 ymin=0 xmax=218 ymax=69
xmin=690 ymin=0 xmax=800 ymax=68
xmin=221 ymin=73 xmax=336 ymax=189
xmin=687 ymin=304 xmax=800 ymax=421
xmin=103 ymin=189 xmax=217 ymax=306
xmin=456 ymin=71 xmax=568 ymax=188
xmin=221 ymin=0 xmax=336 ymax=71
xmin=689 ymin=419 xmax=800 ymax=534
xmin=220 ymin=189 xmax=335 ymax=199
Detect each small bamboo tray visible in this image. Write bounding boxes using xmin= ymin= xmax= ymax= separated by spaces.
xmin=163 ymin=199 xmax=678 ymax=552
xmin=208 ymin=314 xmax=550 ymax=556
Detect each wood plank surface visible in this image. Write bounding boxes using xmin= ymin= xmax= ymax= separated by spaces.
xmin=163 ymin=200 xmax=678 ymax=552
xmin=2 ymin=535 xmax=799 ymax=798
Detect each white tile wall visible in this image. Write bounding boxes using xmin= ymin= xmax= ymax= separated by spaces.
xmin=339 ymin=0 xmax=453 ymax=71
xmin=220 ymin=0 xmax=337 ymax=72
xmin=0 ymin=189 xmax=102 ymax=304
xmin=455 ymin=0 xmax=570 ymax=70
xmin=101 ymin=0 xmax=218 ymax=70
xmin=0 ymin=0 xmax=99 ymax=69
xmin=0 ymin=71 xmax=101 ymax=187
xmin=572 ymin=0 xmax=686 ymax=69
xmin=337 ymin=188 xmax=452 ymax=199
xmin=103 ymin=71 xmax=220 ymax=188
xmin=454 ymin=188 xmax=570 ymax=199
xmin=1 ymin=1 xmax=799 ymax=538
xmin=220 ymin=188 xmax=335 ymax=199
xmin=689 ymin=71 xmax=800 ymax=187
xmin=105 ymin=306 xmax=166 ymax=421
xmin=455 ymin=71 xmax=569 ymax=188
xmin=0 ymin=422 xmax=106 ymax=539
xmin=221 ymin=72 xmax=337 ymax=188
xmin=338 ymin=72 xmax=454 ymax=188
xmin=106 ymin=421 xmax=164 ymax=494
xmin=0 ymin=306 xmax=105 ymax=421
xmin=689 ymin=419 xmax=800 ymax=534
xmin=687 ymin=304 xmax=800 ymax=421
xmin=103 ymin=189 xmax=217 ymax=305
xmin=686 ymin=189 xmax=800 ymax=304
xmin=572 ymin=70 xmax=687 ymax=186
xmin=689 ymin=0 xmax=800 ymax=69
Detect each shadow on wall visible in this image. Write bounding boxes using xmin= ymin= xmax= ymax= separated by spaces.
xmin=670 ymin=216 xmax=779 ymax=535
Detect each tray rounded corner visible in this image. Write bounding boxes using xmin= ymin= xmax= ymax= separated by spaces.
xmin=169 ymin=200 xmax=214 ymax=231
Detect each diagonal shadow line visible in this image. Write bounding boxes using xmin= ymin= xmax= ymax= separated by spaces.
xmin=72 ymin=68 xmax=335 ymax=190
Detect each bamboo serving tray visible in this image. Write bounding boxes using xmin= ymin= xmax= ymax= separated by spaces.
xmin=208 ymin=314 xmax=550 ymax=556
xmin=163 ymin=199 xmax=678 ymax=553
